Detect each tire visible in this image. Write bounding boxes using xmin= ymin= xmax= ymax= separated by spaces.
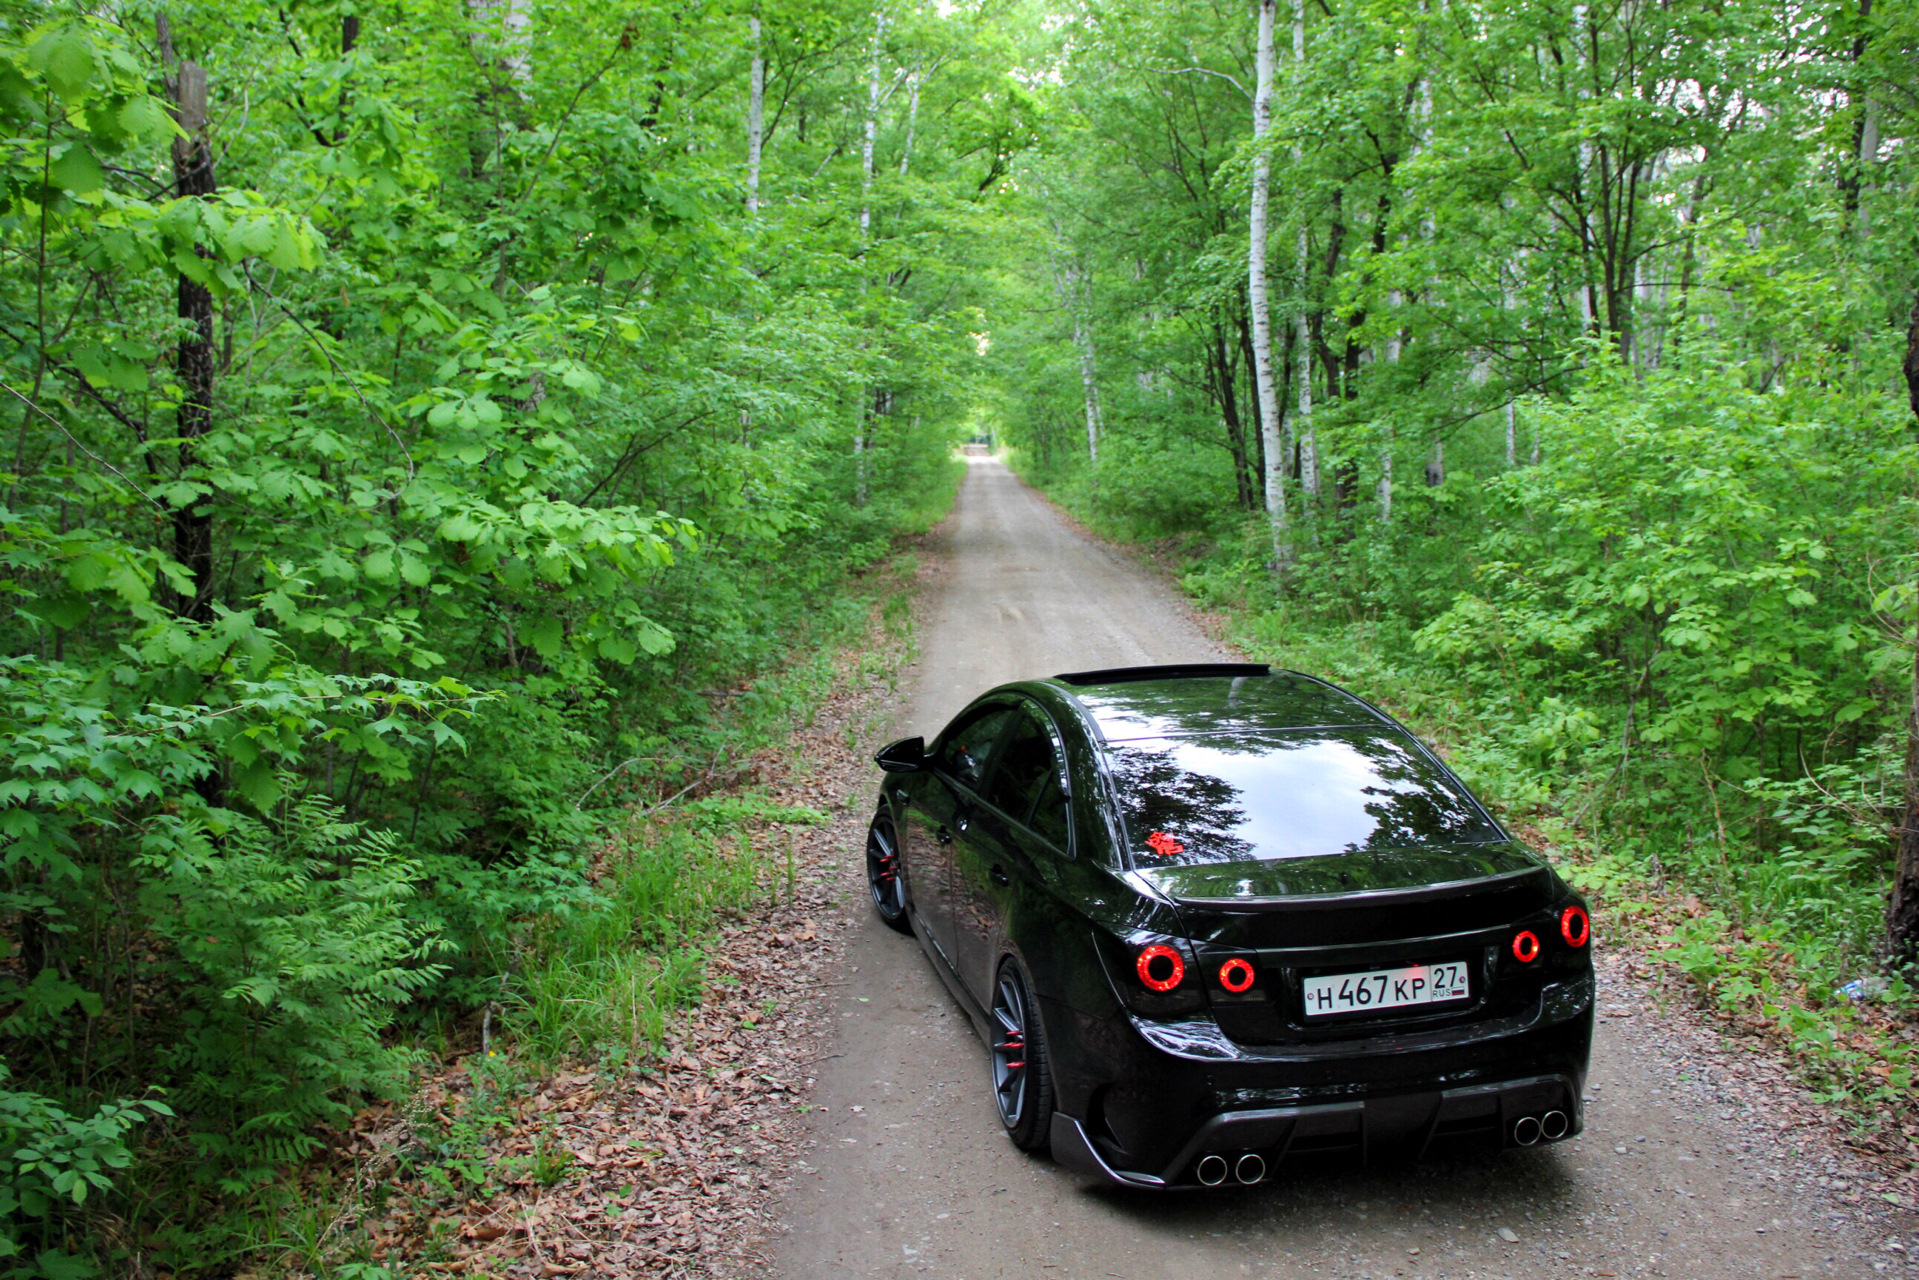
xmin=866 ymin=813 xmax=912 ymax=933
xmin=989 ymin=957 xmax=1055 ymax=1152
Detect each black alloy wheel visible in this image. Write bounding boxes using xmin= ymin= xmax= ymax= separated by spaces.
xmin=866 ymin=814 xmax=911 ymax=933
xmin=990 ymin=958 xmax=1055 ymax=1151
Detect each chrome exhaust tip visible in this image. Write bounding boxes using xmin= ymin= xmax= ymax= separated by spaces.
xmin=1195 ymin=1154 xmax=1229 ymax=1186
xmin=1235 ymin=1153 xmax=1266 ymax=1185
xmin=1513 ymin=1115 xmax=1542 ymax=1147
xmin=1541 ymin=1109 xmax=1570 ymax=1141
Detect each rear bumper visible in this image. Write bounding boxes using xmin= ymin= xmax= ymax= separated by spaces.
xmin=1040 ymin=972 xmax=1593 ymax=1186
xmin=1051 ymin=1071 xmax=1583 ymax=1189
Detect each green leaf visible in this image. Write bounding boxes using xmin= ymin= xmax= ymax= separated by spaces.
xmin=117 ymin=94 xmax=173 ymax=141
xmin=29 ymin=26 xmax=95 ymax=99
xmin=265 ymin=219 xmax=309 ymax=270
xmin=48 ymin=145 xmax=106 ymax=195
xmin=635 ymin=621 xmax=674 ymax=655
xmin=231 ymin=760 xmax=283 ymax=812
xmin=440 ymin=513 xmax=482 ymax=542
xmin=597 ymin=633 xmax=636 ymax=664
xmin=525 ymin=616 xmax=564 ymax=659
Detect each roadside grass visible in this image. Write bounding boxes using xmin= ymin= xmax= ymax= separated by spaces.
xmin=237 ymin=542 xmax=925 ymax=1280
xmin=501 ymin=537 xmax=921 ymax=1073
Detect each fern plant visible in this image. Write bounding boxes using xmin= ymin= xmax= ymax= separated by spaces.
xmin=141 ymin=796 xmax=448 ymax=1190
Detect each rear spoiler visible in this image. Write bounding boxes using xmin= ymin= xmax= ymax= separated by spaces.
xmin=1169 ymin=864 xmax=1551 ymax=913
xmin=1054 ymin=662 xmax=1272 ymax=686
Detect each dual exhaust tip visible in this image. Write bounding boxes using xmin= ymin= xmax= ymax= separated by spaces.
xmin=1513 ymin=1109 xmax=1571 ymax=1147
xmin=1194 ymin=1152 xmax=1265 ymax=1186
xmin=1193 ymin=1107 xmax=1570 ymax=1184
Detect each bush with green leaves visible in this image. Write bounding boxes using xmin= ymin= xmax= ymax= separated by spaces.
xmin=0 ymin=1062 xmax=170 ymax=1280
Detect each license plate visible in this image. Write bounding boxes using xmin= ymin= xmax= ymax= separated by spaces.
xmin=1302 ymin=961 xmax=1471 ymax=1018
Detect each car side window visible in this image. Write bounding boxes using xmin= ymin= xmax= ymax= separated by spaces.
xmin=986 ymin=707 xmax=1071 ymax=852
xmin=1026 ymin=773 xmax=1071 ymax=852
xmin=935 ymin=707 xmax=1016 ymax=792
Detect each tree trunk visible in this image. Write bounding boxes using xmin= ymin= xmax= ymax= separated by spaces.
xmin=899 ymin=69 xmax=920 ymax=178
xmin=859 ymin=11 xmax=884 ymax=242
xmin=166 ymin=36 xmax=216 ymax=626
xmin=1233 ymin=294 xmax=1267 ymax=482
xmin=1841 ymin=0 xmax=1875 ymax=229
xmin=1073 ymin=299 xmax=1102 ymax=470
xmin=1250 ymin=0 xmax=1291 ymax=575
xmin=1889 ymin=288 xmax=1919 ymax=965
xmin=746 ymin=13 xmax=764 ymax=214
xmin=854 ymin=9 xmax=885 ymax=506
xmin=1211 ymin=315 xmax=1256 ymax=510
xmin=1291 ymin=0 xmax=1317 ymax=512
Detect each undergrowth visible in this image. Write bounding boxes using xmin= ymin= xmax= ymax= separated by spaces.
xmin=267 ymin=531 xmax=925 ymax=1280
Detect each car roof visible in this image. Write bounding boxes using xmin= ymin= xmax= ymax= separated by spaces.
xmin=1044 ymin=664 xmax=1392 ymax=743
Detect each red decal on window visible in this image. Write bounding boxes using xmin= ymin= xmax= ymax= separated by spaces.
xmin=1144 ymin=830 xmax=1184 ymax=858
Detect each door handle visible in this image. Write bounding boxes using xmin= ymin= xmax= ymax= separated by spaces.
xmin=990 ymin=864 xmax=1011 ymax=886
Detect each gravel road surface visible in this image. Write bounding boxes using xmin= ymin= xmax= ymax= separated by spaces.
xmin=769 ymin=457 xmax=1916 ymax=1279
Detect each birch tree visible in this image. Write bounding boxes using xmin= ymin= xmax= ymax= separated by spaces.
xmin=1250 ymin=0 xmax=1291 ymax=573
xmin=854 ymin=8 xmax=887 ymax=505
xmin=1291 ymin=0 xmax=1318 ymax=509
xmin=747 ymin=12 xmax=764 ymax=214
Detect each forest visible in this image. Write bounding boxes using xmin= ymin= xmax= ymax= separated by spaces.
xmin=992 ymin=0 xmax=1919 ymax=1185
xmin=1 ymin=0 xmax=1915 ymax=1272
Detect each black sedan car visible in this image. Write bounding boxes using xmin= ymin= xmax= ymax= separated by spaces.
xmin=865 ymin=664 xmax=1593 ymax=1189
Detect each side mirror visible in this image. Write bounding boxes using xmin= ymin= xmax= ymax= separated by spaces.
xmin=874 ymin=736 xmax=926 ymax=774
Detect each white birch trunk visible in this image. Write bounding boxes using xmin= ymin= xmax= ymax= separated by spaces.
xmin=1249 ymin=0 xmax=1291 ymax=573
xmin=1857 ymin=98 xmax=1879 ymax=239
xmin=1292 ymin=0 xmax=1317 ymax=507
xmin=1380 ymin=290 xmax=1401 ymax=521
xmin=1572 ymin=3 xmax=1596 ymax=343
xmin=469 ymin=0 xmax=531 ymax=83
xmin=747 ymin=14 xmax=764 ymax=214
xmin=1076 ymin=310 xmax=1102 ymax=469
xmin=854 ymin=9 xmax=885 ymax=506
xmin=899 ymin=70 xmax=920 ymax=178
xmin=859 ymin=11 xmax=885 ymax=242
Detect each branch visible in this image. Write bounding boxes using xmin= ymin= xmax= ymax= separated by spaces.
xmin=0 ymin=381 xmax=163 ymax=510
xmin=1157 ymin=63 xmax=1250 ymax=102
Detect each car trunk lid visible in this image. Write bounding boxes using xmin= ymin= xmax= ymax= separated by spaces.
xmin=1138 ymin=841 xmax=1550 ymax=948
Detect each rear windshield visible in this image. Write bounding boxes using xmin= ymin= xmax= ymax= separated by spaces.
xmin=1106 ymin=731 xmax=1500 ymax=865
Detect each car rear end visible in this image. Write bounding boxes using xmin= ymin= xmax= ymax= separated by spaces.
xmin=1045 ymin=669 xmax=1594 ymax=1188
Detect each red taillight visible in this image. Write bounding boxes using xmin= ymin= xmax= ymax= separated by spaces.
xmin=1218 ymin=957 xmax=1256 ymax=993
xmin=1136 ymin=944 xmax=1184 ymax=992
xmin=1512 ymin=930 xmax=1541 ymax=963
xmin=1560 ymin=905 xmax=1590 ymax=948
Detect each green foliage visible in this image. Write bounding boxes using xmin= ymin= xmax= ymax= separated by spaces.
xmin=988 ymin=0 xmax=1919 ymax=1130
xmin=152 ymin=798 xmax=447 ymax=1190
xmin=0 ymin=1061 xmax=170 ymax=1279
xmin=0 ymin=0 xmax=986 ymax=1265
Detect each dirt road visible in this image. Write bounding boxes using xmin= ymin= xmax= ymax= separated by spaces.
xmin=769 ymin=457 xmax=1914 ymax=1279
